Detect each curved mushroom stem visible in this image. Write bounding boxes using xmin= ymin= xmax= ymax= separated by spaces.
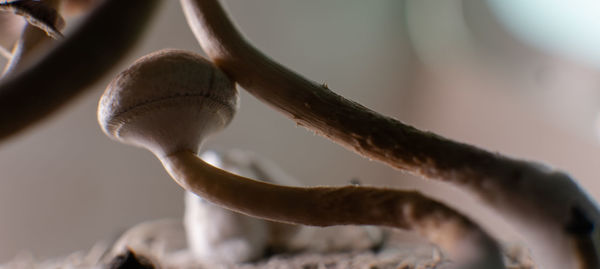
xmin=180 ymin=0 xmax=600 ymax=268
xmin=0 ymin=0 xmax=160 ymax=142
xmin=161 ymin=150 xmax=505 ymax=269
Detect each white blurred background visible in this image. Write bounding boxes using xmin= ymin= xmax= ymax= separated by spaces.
xmin=1 ymin=0 xmax=600 ymax=261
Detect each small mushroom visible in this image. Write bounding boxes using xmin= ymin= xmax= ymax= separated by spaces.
xmin=98 ymin=49 xmax=505 ymax=268
xmin=98 ymin=48 xmax=238 ymax=157
xmin=179 ymin=0 xmax=600 ymax=267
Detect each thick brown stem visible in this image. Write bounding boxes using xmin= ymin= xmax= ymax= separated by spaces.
xmin=180 ymin=0 xmax=498 ymax=193
xmin=180 ymin=0 xmax=600 ymax=268
xmin=162 ymin=150 xmax=505 ymax=269
xmin=0 ymin=0 xmax=161 ymax=142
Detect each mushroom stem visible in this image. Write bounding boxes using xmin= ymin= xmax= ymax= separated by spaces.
xmin=180 ymin=0 xmax=600 ymax=267
xmin=179 ymin=0 xmax=490 ymax=193
xmin=161 ymin=150 xmax=505 ymax=269
xmin=0 ymin=0 xmax=160 ymax=142
xmin=97 ymin=48 xmax=504 ymax=268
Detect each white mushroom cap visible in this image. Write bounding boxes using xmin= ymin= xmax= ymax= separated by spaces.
xmin=98 ymin=49 xmax=238 ymax=156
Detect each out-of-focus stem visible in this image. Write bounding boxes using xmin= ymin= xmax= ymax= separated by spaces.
xmin=180 ymin=0 xmax=600 ymax=268
xmin=0 ymin=0 xmax=161 ymax=143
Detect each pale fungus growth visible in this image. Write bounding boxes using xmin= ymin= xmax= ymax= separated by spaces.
xmin=0 ymin=0 xmax=598 ymax=268
xmin=97 ymin=48 xmax=505 ymax=268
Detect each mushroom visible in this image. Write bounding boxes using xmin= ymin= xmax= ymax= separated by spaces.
xmin=179 ymin=0 xmax=600 ymax=268
xmin=98 ymin=48 xmax=238 ymax=157
xmin=98 ymin=48 xmax=505 ymax=268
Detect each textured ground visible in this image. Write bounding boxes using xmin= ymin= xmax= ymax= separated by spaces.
xmin=1 ymin=222 xmax=535 ymax=269
xmin=179 ymin=235 xmax=534 ymax=269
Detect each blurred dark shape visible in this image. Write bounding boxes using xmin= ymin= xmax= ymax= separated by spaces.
xmin=108 ymin=249 xmax=156 ymax=269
